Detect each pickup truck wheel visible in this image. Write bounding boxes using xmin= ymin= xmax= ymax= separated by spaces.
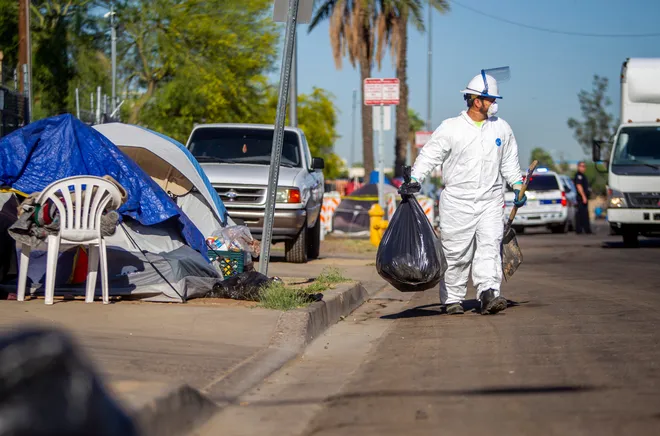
xmin=285 ymin=221 xmax=308 ymax=263
xmin=307 ymin=217 xmax=321 ymax=260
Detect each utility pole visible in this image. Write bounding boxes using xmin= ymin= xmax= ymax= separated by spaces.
xmin=18 ymin=0 xmax=27 ymax=94
xmin=18 ymin=0 xmax=32 ymax=122
xmin=426 ymin=3 xmax=432 ymax=131
xmin=350 ymin=89 xmax=357 ymax=168
xmin=289 ymin=33 xmax=297 ymax=127
xmin=109 ymin=3 xmax=117 ymax=112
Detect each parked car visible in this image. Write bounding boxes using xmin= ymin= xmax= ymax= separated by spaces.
xmin=504 ymin=168 xmax=577 ymax=233
xmin=186 ymin=124 xmax=325 ymax=263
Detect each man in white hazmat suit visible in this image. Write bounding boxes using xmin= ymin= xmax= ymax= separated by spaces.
xmin=399 ymin=71 xmax=527 ymax=315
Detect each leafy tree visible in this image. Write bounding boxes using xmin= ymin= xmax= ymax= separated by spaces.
xmin=375 ymin=0 xmax=448 ymax=177
xmin=556 ymin=153 xmax=571 ymax=174
xmin=121 ymin=0 xmax=278 ymax=126
xmin=0 ymin=1 xmax=19 ymax=70
xmin=261 ymin=87 xmax=345 ymax=179
xmin=30 ymin=0 xmax=98 ymax=118
xmin=309 ymin=0 xmax=378 ymax=175
xmin=567 ymin=75 xmax=618 ymax=157
xmin=582 ymin=162 xmax=607 ymax=196
xmin=530 ymin=147 xmax=557 ymax=172
xmin=407 ymin=107 xmax=425 ymax=163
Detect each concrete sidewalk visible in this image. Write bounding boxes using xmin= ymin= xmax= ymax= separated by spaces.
xmin=0 ymin=300 xmax=282 ymax=390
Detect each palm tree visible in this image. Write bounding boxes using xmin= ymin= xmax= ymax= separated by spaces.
xmin=309 ymin=0 xmax=378 ymax=175
xmin=407 ymin=107 xmax=425 ymax=163
xmin=375 ymin=0 xmax=448 ymax=177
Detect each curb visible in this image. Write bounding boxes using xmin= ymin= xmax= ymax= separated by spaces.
xmin=112 ymin=380 xmax=218 ymax=436
xmin=115 ymin=282 xmax=377 ymax=434
xmin=203 ymin=281 xmax=372 ymax=402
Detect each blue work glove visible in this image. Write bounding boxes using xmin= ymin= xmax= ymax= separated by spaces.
xmin=398 ymin=176 xmax=421 ymax=195
xmin=513 ymin=188 xmax=527 ymax=207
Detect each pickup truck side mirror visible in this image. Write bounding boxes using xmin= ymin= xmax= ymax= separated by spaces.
xmin=311 ymin=157 xmax=325 ymax=171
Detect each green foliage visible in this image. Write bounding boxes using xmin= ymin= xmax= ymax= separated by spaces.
xmin=567 ymin=75 xmax=619 ymax=156
xmin=258 ymin=267 xmax=349 ymax=310
xmin=261 ymin=87 xmax=345 ymax=179
xmin=127 ymin=0 xmax=278 ymax=127
xmin=582 ymin=162 xmax=608 ymax=196
xmin=0 ymin=1 xmax=19 ymax=69
xmin=407 ymin=108 xmax=425 ymax=146
xmin=530 ymin=147 xmax=557 ymax=172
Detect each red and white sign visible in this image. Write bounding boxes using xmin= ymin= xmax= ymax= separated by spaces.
xmin=364 ymin=78 xmax=400 ymax=106
xmin=415 ymin=131 xmax=433 ymax=148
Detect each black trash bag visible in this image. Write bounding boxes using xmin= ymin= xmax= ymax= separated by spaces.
xmin=376 ymin=167 xmax=442 ymax=292
xmin=206 ymin=271 xmax=280 ymax=301
xmin=0 ymin=327 xmax=138 ymax=436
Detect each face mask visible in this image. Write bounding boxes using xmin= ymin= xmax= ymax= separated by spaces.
xmin=487 ymin=102 xmax=499 ymax=117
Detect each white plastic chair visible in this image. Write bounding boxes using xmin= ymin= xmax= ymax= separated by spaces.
xmin=16 ymin=176 xmax=124 ymax=305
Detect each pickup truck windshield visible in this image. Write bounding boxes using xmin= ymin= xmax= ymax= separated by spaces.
xmin=188 ymin=128 xmax=302 ymax=167
xmin=612 ymin=126 xmax=660 ymax=166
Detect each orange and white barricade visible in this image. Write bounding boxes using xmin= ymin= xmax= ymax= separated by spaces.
xmin=320 ymin=192 xmax=341 ymax=239
xmin=385 ymin=193 xmax=397 ymax=220
xmin=416 ymin=196 xmax=435 ymax=225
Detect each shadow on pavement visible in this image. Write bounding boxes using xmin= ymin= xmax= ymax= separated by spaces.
xmin=601 ymin=239 xmax=660 ymax=249
xmin=218 ymin=385 xmax=603 ymax=408
xmin=381 ymin=299 xmax=524 ymax=319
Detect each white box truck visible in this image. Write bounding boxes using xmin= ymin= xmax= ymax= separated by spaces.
xmin=593 ymin=58 xmax=660 ymax=246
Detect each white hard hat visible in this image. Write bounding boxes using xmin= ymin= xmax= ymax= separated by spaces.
xmin=461 ymin=72 xmax=502 ymax=99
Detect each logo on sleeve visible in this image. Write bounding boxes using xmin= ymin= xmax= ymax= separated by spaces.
xmin=495 ymin=138 xmax=502 ymax=147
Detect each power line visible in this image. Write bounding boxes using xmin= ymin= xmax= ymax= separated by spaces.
xmin=449 ymin=0 xmax=660 ymax=38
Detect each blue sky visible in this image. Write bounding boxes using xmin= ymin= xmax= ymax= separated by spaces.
xmin=269 ymin=0 xmax=660 ymax=168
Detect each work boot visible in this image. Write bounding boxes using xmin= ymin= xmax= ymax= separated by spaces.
xmin=445 ymin=303 xmax=464 ymax=315
xmin=479 ymin=289 xmax=507 ymax=315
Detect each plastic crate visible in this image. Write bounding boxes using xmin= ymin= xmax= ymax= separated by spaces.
xmin=208 ymin=250 xmax=244 ymax=278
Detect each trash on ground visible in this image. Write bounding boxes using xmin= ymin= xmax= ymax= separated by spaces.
xmin=206 ymin=271 xmax=281 ymax=301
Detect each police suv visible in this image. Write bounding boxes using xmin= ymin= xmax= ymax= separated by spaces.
xmin=504 ymin=168 xmax=578 ymax=233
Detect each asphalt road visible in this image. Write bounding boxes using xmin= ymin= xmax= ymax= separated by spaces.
xmin=201 ymin=224 xmax=660 ymax=436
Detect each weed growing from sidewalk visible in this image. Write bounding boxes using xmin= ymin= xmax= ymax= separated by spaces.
xmin=259 ymin=267 xmax=350 ymax=310
xmin=258 ymin=282 xmax=313 ymax=310
xmin=316 ymin=267 xmax=349 ymax=284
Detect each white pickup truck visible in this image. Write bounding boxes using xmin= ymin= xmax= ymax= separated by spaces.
xmin=186 ymin=124 xmax=325 ymax=263
xmin=593 ymin=58 xmax=660 ymax=246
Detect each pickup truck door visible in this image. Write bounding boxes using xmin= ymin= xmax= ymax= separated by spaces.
xmin=300 ymin=133 xmax=323 ymax=227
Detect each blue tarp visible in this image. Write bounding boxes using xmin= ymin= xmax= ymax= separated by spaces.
xmin=0 ymin=114 xmax=207 ymax=256
xmin=369 ymin=170 xmax=393 ymax=186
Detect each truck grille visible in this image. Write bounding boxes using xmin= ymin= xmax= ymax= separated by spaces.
xmin=626 ymin=193 xmax=660 ymax=209
xmin=214 ymin=185 xmax=266 ymax=204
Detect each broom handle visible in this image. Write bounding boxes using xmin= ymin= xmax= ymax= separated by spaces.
xmin=507 ymin=160 xmax=539 ymax=226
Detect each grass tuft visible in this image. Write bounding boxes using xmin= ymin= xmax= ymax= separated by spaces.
xmin=258 ymin=267 xmax=350 ymax=311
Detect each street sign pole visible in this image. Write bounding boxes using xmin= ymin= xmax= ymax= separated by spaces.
xmin=378 ymin=102 xmax=385 ymax=209
xmin=364 ymin=78 xmax=399 ymax=210
xmin=259 ymin=0 xmax=303 ymax=276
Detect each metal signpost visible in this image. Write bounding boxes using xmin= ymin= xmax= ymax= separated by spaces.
xmin=259 ymin=0 xmax=313 ymax=276
xmin=364 ymin=78 xmax=399 ymax=208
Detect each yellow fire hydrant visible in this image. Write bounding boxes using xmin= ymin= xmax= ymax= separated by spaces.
xmin=368 ymin=204 xmax=389 ymax=247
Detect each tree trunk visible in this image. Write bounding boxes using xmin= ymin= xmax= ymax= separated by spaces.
xmin=394 ymin=20 xmax=409 ymax=178
xmin=359 ymin=56 xmax=374 ymax=176
xmin=128 ymin=80 xmax=156 ymax=124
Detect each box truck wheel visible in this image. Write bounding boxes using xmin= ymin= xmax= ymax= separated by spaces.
xmin=622 ymin=230 xmax=639 ymax=248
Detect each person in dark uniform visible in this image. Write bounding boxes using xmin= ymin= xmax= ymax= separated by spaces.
xmin=574 ymin=161 xmax=592 ymax=234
